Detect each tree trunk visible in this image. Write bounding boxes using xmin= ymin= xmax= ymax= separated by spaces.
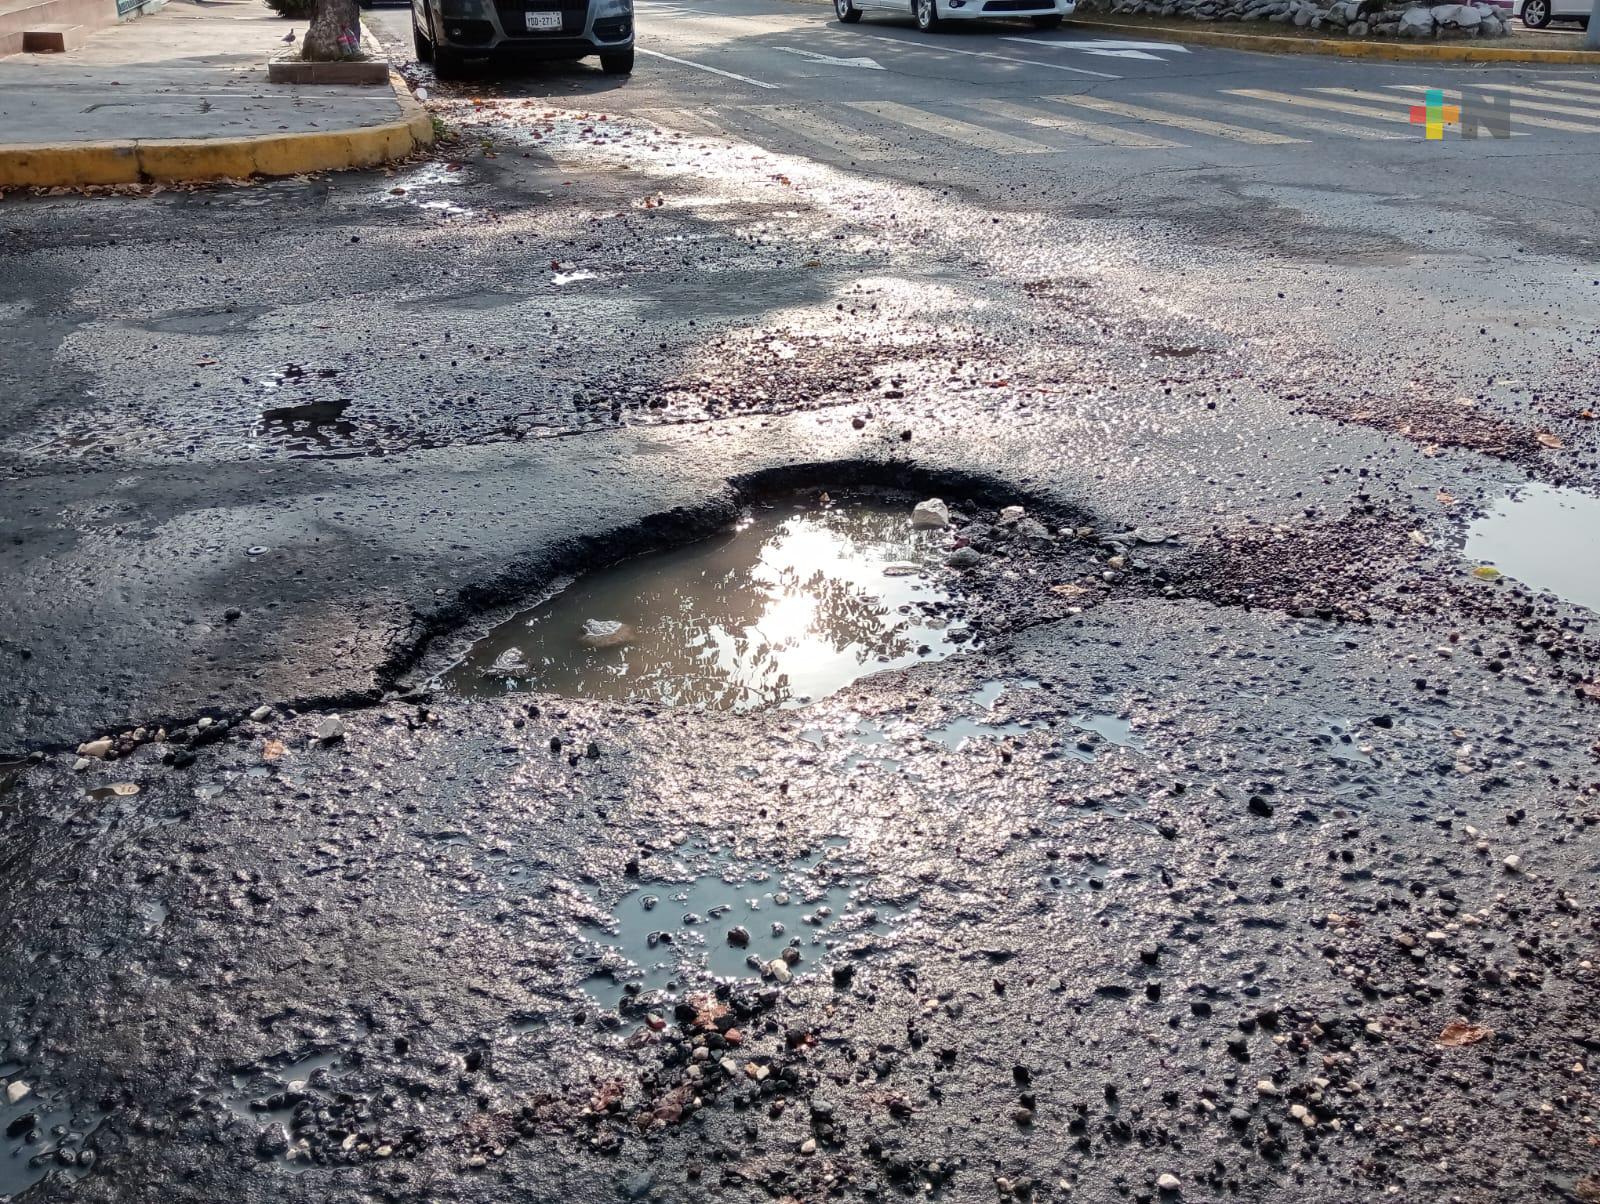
xmin=302 ymin=0 xmax=361 ymax=60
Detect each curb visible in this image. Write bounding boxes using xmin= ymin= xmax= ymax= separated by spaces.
xmin=1051 ymin=16 xmax=1600 ymax=62
xmin=0 ymin=69 xmax=434 ymax=189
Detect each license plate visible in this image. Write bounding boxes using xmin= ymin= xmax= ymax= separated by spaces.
xmin=524 ymin=10 xmax=562 ymax=29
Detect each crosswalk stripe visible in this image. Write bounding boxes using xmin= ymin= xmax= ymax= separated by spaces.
xmin=739 ymin=105 xmax=901 ymax=161
xmin=1538 ymin=78 xmax=1600 ymax=94
xmin=633 ymin=106 xmax=728 ymax=135
xmin=1318 ymin=87 xmax=1600 ymax=134
xmin=967 ymin=97 xmax=1181 ymax=147
xmin=636 ymin=47 xmax=781 ymax=90
xmin=1048 ymin=93 xmax=1305 ymax=144
xmin=1391 ymin=83 xmax=1600 ymax=121
xmin=843 ymin=100 xmax=1060 ymax=154
xmin=1232 ymin=87 xmax=1416 ymax=125
xmin=1144 ymin=90 xmax=1403 ymax=141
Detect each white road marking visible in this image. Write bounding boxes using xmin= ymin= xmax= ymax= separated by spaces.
xmin=633 ymin=106 xmax=729 ymax=134
xmin=772 ymin=45 xmax=884 ymax=69
xmin=908 ymin=41 xmax=1121 ymax=79
xmin=1319 ymin=86 xmax=1600 ymax=134
xmin=845 ymin=100 xmax=1060 ymax=152
xmin=1386 ymin=83 xmax=1600 ymax=121
xmin=967 ymin=97 xmax=1181 ymax=147
xmin=1002 ymin=35 xmax=1187 ymax=59
xmin=1146 ymin=90 xmax=1403 ymax=140
xmin=637 ymin=47 xmax=782 ymax=89
xmin=1050 ymin=93 xmax=1306 ymax=144
xmin=1538 ymin=78 xmax=1600 ymax=93
xmin=739 ymin=104 xmax=901 ymax=159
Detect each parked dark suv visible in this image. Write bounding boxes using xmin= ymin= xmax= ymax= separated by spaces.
xmin=413 ymin=0 xmax=634 ymax=76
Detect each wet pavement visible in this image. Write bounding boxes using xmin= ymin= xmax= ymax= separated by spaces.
xmin=3 ymin=2 xmax=1600 ymax=1202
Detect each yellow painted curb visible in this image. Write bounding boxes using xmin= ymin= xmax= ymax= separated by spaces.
xmin=0 ymin=69 xmax=434 ymax=189
xmin=1066 ymin=16 xmax=1600 ymax=62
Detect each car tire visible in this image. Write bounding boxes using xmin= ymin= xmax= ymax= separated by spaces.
xmin=413 ymin=13 xmax=434 ymax=61
xmin=600 ymin=47 xmax=634 ymax=73
xmin=836 ymin=0 xmax=863 ymax=21
xmin=1030 ymin=12 xmax=1062 ymax=25
xmin=914 ymin=0 xmax=940 ymax=31
xmin=1521 ymin=0 xmax=1550 ymax=26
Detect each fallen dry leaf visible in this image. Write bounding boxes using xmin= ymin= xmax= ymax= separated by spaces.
xmin=1436 ymin=490 xmax=1457 ymax=506
xmin=1536 ymin=432 xmax=1564 ymax=449
xmin=1438 ymin=1019 xmax=1493 ymax=1047
xmin=262 ymin=738 xmax=287 ymax=762
xmin=1051 ymin=583 xmax=1089 ymax=598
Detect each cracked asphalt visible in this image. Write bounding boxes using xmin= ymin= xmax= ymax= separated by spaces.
xmin=2 ymin=2 xmax=1599 ymax=1201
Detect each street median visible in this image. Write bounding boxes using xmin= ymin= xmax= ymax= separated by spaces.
xmin=1065 ymin=15 xmax=1600 ymax=61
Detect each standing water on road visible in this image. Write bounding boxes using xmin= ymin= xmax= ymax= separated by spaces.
xmin=443 ymin=497 xmax=970 ymax=709
xmin=1466 ymin=484 xmax=1600 ymax=614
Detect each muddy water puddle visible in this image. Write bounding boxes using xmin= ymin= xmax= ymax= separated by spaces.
xmin=444 ymin=497 xmax=971 ymax=710
xmin=1466 ymin=484 xmax=1600 ymax=613
xmin=1 ymin=1069 xmax=104 ymax=1198
xmin=578 ymin=839 xmax=913 ymax=1008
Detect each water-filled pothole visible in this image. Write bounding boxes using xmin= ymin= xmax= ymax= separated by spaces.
xmin=443 ymin=495 xmax=973 ymax=709
xmin=1466 ymin=484 xmax=1600 ymax=614
xmin=577 ymin=839 xmax=913 ymax=1008
xmin=0 ymin=1072 xmax=104 ymax=1198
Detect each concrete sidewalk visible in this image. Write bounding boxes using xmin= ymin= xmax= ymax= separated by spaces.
xmin=0 ymin=0 xmax=432 ymax=186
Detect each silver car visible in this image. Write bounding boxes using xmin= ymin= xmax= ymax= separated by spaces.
xmin=413 ymin=0 xmax=634 ymax=76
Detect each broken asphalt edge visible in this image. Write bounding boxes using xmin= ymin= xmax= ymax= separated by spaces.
xmin=779 ymin=0 xmax=1600 ymax=63
xmin=0 ymin=68 xmax=434 ymax=189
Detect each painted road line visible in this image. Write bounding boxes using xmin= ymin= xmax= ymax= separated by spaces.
xmin=633 ymin=106 xmax=730 ymax=134
xmin=1001 ymin=35 xmax=1189 ymax=59
xmin=1049 ymin=94 xmax=1306 ymax=144
xmin=1148 ymin=91 xmax=1406 ymax=141
xmin=967 ymin=97 xmax=1181 ymax=147
xmin=909 ymin=41 xmax=1121 ymax=80
xmin=1537 ymin=78 xmax=1600 ymax=93
xmin=740 ymin=104 xmax=901 ymax=160
xmin=1230 ymin=87 xmax=1416 ymax=125
xmin=1389 ymin=83 xmax=1600 ymax=121
xmin=1322 ymin=86 xmax=1600 ymax=134
xmin=772 ymin=45 xmax=883 ymax=69
xmin=844 ymin=100 xmax=1061 ymax=153
xmin=637 ymin=47 xmax=782 ymax=89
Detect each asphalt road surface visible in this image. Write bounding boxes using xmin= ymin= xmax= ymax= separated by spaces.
xmin=2 ymin=5 xmax=1599 ymax=1204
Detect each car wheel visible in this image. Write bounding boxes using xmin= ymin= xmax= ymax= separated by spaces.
xmin=412 ymin=13 xmax=434 ymax=61
xmin=1521 ymin=0 xmax=1550 ymax=26
xmin=1030 ymin=12 xmax=1062 ymax=25
xmin=914 ymin=0 xmax=940 ymax=31
xmin=600 ymin=47 xmax=634 ymax=73
xmin=836 ymin=0 xmax=863 ymax=21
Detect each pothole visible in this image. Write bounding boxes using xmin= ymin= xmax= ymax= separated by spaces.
xmin=0 ymin=1069 xmax=104 ymax=1198
xmin=576 ymin=838 xmax=915 ymax=1009
xmin=441 ymin=493 xmax=978 ymax=710
xmin=1465 ymin=483 xmax=1600 ymax=613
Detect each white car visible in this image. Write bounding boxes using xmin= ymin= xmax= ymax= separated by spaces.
xmin=834 ymin=0 xmax=1075 ymax=33
xmin=1514 ymin=0 xmax=1590 ymax=28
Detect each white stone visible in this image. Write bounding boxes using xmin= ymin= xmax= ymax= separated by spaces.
xmin=579 ymin=619 xmax=636 ymax=648
xmin=72 ymin=757 xmax=90 ymax=772
xmin=250 ymin=705 xmax=274 ymax=722
xmin=998 ymin=505 xmax=1026 ymax=523
xmin=77 ymin=738 xmax=112 ymax=759
xmin=1157 ymin=1172 xmax=1181 ymax=1192
xmin=1397 ymin=6 xmax=1434 ymax=34
xmin=910 ymin=498 xmax=950 ymax=528
xmin=315 ymin=716 xmax=346 ymax=743
xmin=5 ymin=1081 xmax=29 ymax=1104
